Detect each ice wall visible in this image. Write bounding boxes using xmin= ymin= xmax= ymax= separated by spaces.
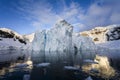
xmin=32 ymin=20 xmax=73 ymax=52
xmin=32 ymin=20 xmax=96 ymax=60
xmin=32 ymin=30 xmax=46 ymax=51
xmin=72 ymin=34 xmax=96 ymax=65
xmin=45 ymin=20 xmax=73 ymax=52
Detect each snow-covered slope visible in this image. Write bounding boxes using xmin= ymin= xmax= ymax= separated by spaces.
xmin=80 ymin=25 xmax=120 ymax=44
xmin=79 ymin=25 xmax=120 ymax=59
xmin=23 ymin=33 xmax=35 ymax=42
xmin=0 ymin=28 xmax=32 ymax=52
xmin=0 ymin=38 xmax=26 ymax=50
xmin=0 ymin=28 xmax=26 ymax=44
xmin=97 ymin=40 xmax=120 ymax=49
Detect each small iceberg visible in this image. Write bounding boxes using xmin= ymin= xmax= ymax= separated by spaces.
xmin=85 ymin=76 xmax=93 ymax=80
xmin=13 ymin=63 xmax=29 ymax=68
xmin=90 ymin=68 xmax=99 ymax=74
xmin=36 ymin=63 xmax=50 ymax=67
xmin=23 ymin=74 xmax=30 ymax=80
xmin=64 ymin=66 xmax=79 ymax=71
xmin=83 ymin=59 xmax=98 ymax=64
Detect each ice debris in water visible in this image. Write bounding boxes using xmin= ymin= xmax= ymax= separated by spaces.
xmin=23 ymin=74 xmax=30 ymax=80
xmin=83 ymin=59 xmax=98 ymax=64
xmin=36 ymin=63 xmax=50 ymax=67
xmin=13 ymin=63 xmax=29 ymax=68
xmin=90 ymin=68 xmax=99 ymax=74
xmin=85 ymin=76 xmax=93 ymax=80
xmin=64 ymin=66 xmax=79 ymax=71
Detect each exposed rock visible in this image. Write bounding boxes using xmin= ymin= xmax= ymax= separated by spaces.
xmin=0 ymin=28 xmax=26 ymax=44
xmin=80 ymin=25 xmax=120 ymax=43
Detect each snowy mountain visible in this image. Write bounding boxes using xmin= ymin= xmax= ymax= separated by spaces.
xmin=0 ymin=28 xmax=26 ymax=44
xmin=80 ymin=25 xmax=120 ymax=44
xmin=23 ymin=33 xmax=35 ymax=42
xmin=78 ymin=25 xmax=120 ymax=60
xmin=0 ymin=28 xmax=33 ymax=52
xmin=79 ymin=25 xmax=120 ymax=59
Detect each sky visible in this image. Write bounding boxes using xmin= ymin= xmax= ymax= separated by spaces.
xmin=0 ymin=0 xmax=120 ymax=34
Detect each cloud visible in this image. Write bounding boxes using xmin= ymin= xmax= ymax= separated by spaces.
xmin=16 ymin=0 xmax=59 ymax=30
xmin=16 ymin=0 xmax=120 ymax=32
xmin=73 ymin=23 xmax=86 ymax=32
xmin=78 ymin=3 xmax=111 ymax=27
xmin=77 ymin=0 xmax=120 ymax=30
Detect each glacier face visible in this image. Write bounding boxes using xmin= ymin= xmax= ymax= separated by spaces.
xmin=72 ymin=34 xmax=96 ymax=60
xmin=72 ymin=34 xmax=96 ymax=65
xmin=32 ymin=20 xmax=73 ymax=52
xmin=32 ymin=20 xmax=96 ymax=62
xmin=45 ymin=20 xmax=73 ymax=52
xmin=32 ymin=30 xmax=46 ymax=51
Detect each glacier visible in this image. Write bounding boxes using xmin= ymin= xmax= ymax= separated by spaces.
xmin=45 ymin=20 xmax=73 ymax=52
xmin=32 ymin=30 xmax=46 ymax=51
xmin=32 ymin=20 xmax=96 ymax=65
xmin=72 ymin=34 xmax=95 ymax=59
xmin=32 ymin=20 xmax=96 ymax=53
xmin=32 ymin=20 xmax=73 ymax=52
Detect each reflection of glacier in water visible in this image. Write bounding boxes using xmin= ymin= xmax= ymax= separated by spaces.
xmin=31 ymin=51 xmax=94 ymax=80
xmin=0 ymin=50 xmax=31 ymax=62
xmin=31 ymin=50 xmax=95 ymax=66
xmin=0 ymin=50 xmax=120 ymax=80
xmin=30 ymin=51 xmax=117 ymax=80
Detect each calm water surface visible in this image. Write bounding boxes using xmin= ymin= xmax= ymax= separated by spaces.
xmin=0 ymin=50 xmax=119 ymax=80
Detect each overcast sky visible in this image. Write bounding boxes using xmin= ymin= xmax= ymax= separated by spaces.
xmin=0 ymin=0 xmax=120 ymax=34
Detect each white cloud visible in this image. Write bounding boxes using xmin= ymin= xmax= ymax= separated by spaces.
xmin=73 ymin=23 xmax=86 ymax=32
xmin=77 ymin=0 xmax=120 ymax=30
xmin=16 ymin=0 xmax=120 ymax=32
xmin=110 ymin=12 xmax=120 ymax=23
xmin=78 ymin=3 xmax=111 ymax=27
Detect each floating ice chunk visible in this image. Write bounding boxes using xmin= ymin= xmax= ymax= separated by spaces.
xmin=83 ymin=59 xmax=98 ymax=64
xmin=64 ymin=66 xmax=79 ymax=71
xmin=85 ymin=76 xmax=93 ymax=80
xmin=23 ymin=74 xmax=30 ymax=80
xmin=13 ymin=63 xmax=29 ymax=68
xmin=90 ymin=68 xmax=99 ymax=74
xmin=36 ymin=63 xmax=50 ymax=67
